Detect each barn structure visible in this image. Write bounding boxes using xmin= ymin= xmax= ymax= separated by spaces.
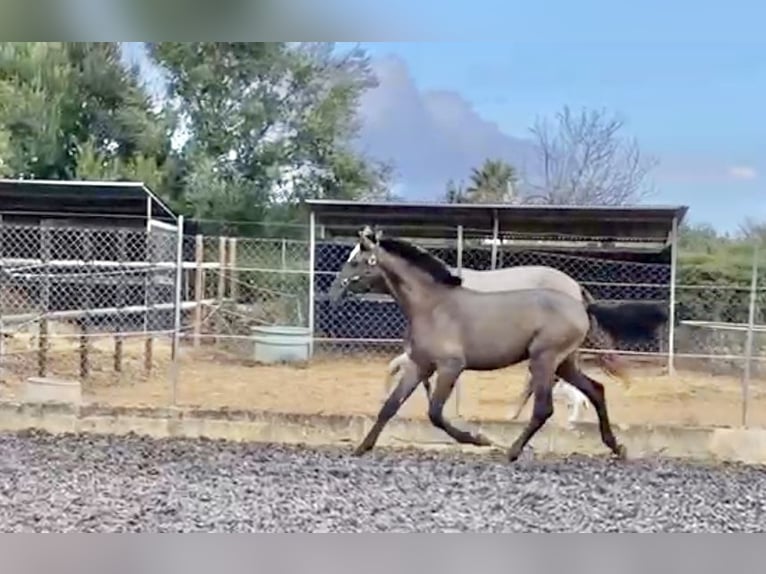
xmin=0 ymin=178 xmax=197 ymax=384
xmin=304 ymin=199 xmax=689 ymax=372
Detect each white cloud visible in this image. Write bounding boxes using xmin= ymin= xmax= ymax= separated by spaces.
xmin=353 ymin=55 xmax=537 ymax=200
xmin=728 ymin=165 xmax=758 ymax=181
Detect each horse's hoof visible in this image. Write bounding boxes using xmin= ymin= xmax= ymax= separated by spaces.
xmin=614 ymin=444 xmax=628 ymax=460
xmin=507 ymin=449 xmax=521 ymax=463
xmin=475 ymin=433 xmax=494 ymax=447
xmin=352 ymin=444 xmax=370 ymax=457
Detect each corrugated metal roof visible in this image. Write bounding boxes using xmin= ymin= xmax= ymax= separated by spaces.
xmin=304 ymin=199 xmax=688 ymax=243
xmin=0 ymin=178 xmax=177 ymax=222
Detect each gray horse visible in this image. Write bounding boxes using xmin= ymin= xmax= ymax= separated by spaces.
xmin=343 ymin=226 xmax=668 ymax=462
xmin=328 ymin=244 xmax=638 ymax=417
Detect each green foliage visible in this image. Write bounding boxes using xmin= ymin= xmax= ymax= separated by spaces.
xmin=443 ymin=159 xmax=518 ymax=204
xmin=466 ymin=159 xmax=518 ymax=203
xmin=676 ymin=222 xmax=765 ymax=324
xmin=0 ymin=42 xmax=171 ymax=186
xmin=145 ymin=42 xmax=392 ymax=228
xmin=0 ymin=42 xmax=393 ymax=234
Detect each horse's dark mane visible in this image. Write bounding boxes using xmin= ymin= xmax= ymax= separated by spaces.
xmin=378 ymin=237 xmax=462 ymax=287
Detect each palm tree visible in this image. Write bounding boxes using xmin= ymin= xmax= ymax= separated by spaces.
xmin=444 ymin=178 xmax=466 ymax=203
xmin=465 ymin=159 xmax=518 ymax=204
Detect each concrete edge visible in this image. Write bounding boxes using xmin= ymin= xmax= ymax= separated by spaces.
xmin=1 ymin=401 xmax=765 ymax=465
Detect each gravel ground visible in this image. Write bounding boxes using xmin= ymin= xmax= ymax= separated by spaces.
xmin=1 ymin=430 xmax=765 ymax=532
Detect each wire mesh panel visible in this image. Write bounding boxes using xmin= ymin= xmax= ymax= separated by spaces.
xmin=0 ymin=219 xmax=179 ymax=404
xmin=1 ymin=215 xmax=764 ymax=429
xmin=313 ymin=236 xmax=671 ymax=356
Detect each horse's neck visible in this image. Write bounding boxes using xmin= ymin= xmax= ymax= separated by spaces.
xmin=379 ymin=258 xmax=440 ymax=317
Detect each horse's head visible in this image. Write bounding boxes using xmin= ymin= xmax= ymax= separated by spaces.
xmin=327 ymin=226 xmax=388 ymax=304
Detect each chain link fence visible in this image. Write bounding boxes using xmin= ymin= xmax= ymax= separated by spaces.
xmin=0 ymin=219 xmax=179 ymax=404
xmin=2 ymin=217 xmax=765 ymax=428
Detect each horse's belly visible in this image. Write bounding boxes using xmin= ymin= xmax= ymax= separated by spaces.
xmin=465 ymin=346 xmax=529 ymax=371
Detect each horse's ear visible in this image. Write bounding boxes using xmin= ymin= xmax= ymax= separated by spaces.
xmin=359 ymin=234 xmax=375 ymax=250
xmin=373 ymin=227 xmax=383 ymax=242
xmin=358 ymin=225 xmax=374 ymax=239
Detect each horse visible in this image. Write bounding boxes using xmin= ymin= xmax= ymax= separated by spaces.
xmin=328 ymin=245 xmax=639 ymax=419
xmin=342 ymin=225 xmax=668 ymax=462
xmin=551 ymin=380 xmax=590 ymax=426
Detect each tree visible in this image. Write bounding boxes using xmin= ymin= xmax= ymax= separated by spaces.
xmin=444 ymin=178 xmax=466 ymax=203
xmin=525 ymin=106 xmax=657 ymax=206
xmin=465 ymin=158 xmax=518 ymax=203
xmin=0 ymin=42 xmax=171 ymax=187
xmin=145 ymin=42 xmax=391 ymax=226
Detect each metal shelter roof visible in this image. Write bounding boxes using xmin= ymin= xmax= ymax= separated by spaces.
xmin=305 ymin=199 xmax=688 ymax=244
xmin=0 ymin=178 xmax=177 ymax=222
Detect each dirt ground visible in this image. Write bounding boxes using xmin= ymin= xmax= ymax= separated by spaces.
xmin=2 ymin=332 xmax=765 ymax=429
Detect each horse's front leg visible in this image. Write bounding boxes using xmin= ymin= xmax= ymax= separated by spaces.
xmin=427 ymin=357 xmax=493 ymax=447
xmin=354 ymin=362 xmax=435 ymax=456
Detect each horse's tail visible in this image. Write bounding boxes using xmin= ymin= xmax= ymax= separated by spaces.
xmin=585 ymin=298 xmax=668 ymax=387
xmin=593 ymin=352 xmax=633 ymax=388
xmin=580 ymin=286 xmax=666 ymax=388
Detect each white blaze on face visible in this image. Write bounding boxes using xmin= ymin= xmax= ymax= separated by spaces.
xmin=347 ymin=243 xmax=361 ymax=262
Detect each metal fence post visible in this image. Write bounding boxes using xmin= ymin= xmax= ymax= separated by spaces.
xmin=490 ymin=210 xmax=499 ymax=270
xmin=742 ymin=240 xmax=759 ymax=427
xmin=171 ymin=215 xmax=185 ymax=407
xmin=667 ymin=216 xmax=679 ymax=376
xmin=308 ymin=210 xmax=316 ymax=358
xmin=0 ymin=214 xmax=4 ymax=383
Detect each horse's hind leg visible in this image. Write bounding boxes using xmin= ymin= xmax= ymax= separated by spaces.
xmin=354 ymin=361 xmax=434 ymax=456
xmin=428 ymin=358 xmax=493 ymax=447
xmin=508 ymin=372 xmax=534 ymax=420
xmin=385 ymin=354 xmax=432 ymax=399
xmin=556 ymin=355 xmax=626 ymax=459
xmin=507 ymin=353 xmax=557 ymax=462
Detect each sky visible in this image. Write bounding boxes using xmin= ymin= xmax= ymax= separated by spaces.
xmin=123 ymin=17 xmax=765 ymax=232
xmin=346 ymin=40 xmax=765 ymax=232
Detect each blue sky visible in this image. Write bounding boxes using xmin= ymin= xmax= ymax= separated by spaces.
xmin=347 ymin=38 xmax=764 ymax=232
xmin=125 ymin=20 xmax=764 ymax=231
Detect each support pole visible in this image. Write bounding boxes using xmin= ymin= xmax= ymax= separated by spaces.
xmin=742 ymin=242 xmax=759 ymax=428
xmin=308 ymin=210 xmax=317 ymax=358
xmin=171 ymin=216 xmax=185 ymax=406
xmin=0 ymin=215 xmax=4 ymax=383
xmin=79 ymin=227 xmax=93 ymax=381
xmin=228 ymin=237 xmax=239 ymax=302
xmin=114 ymin=229 xmax=127 ymax=373
xmin=490 ymin=210 xmax=499 ymax=270
xmin=667 ymin=216 xmax=679 ymax=375
xmin=215 ymin=236 xmax=227 ymax=346
xmin=192 ymin=234 xmax=204 ymax=347
xmin=38 ymin=221 xmax=51 ymax=378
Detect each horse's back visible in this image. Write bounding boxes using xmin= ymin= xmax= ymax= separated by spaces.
xmin=459 ymin=265 xmax=582 ymax=300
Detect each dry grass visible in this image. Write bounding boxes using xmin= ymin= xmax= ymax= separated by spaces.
xmin=3 ymin=327 xmax=766 ymax=429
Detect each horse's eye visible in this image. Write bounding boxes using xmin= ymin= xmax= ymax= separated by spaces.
xmin=368 ymin=255 xmax=377 ymax=266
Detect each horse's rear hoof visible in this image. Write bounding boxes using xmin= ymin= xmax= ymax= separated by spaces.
xmin=352 ymin=444 xmax=370 ymax=457
xmin=475 ymin=433 xmax=494 ymax=447
xmin=614 ymin=444 xmax=628 ymax=460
